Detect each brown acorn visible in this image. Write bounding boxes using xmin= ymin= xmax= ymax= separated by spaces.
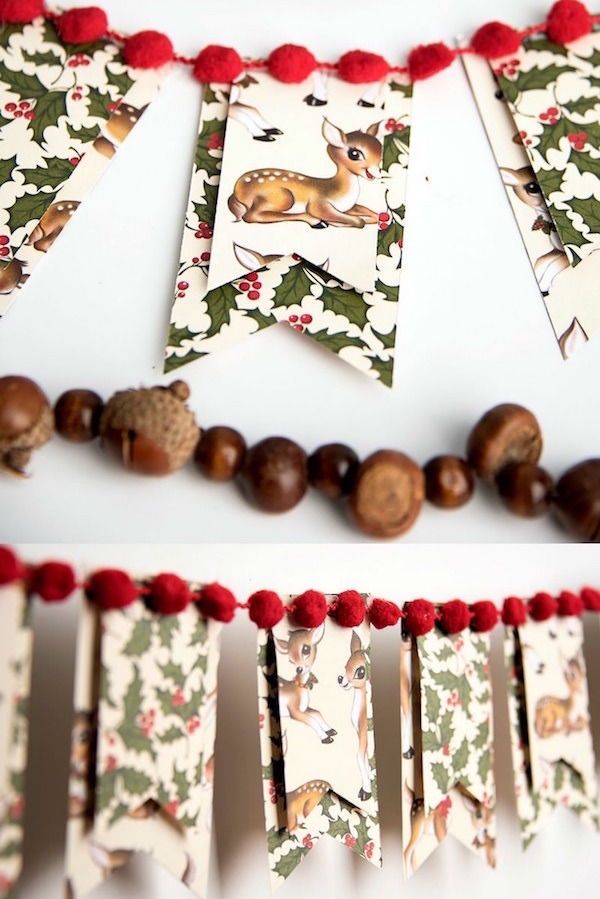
xmin=0 ymin=375 xmax=54 ymax=476
xmin=99 ymin=380 xmax=200 ymax=476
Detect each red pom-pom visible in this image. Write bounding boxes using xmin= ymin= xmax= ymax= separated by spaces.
xmin=292 ymin=590 xmax=328 ymax=628
xmin=148 ymin=573 xmax=191 ymax=615
xmin=471 ymin=21 xmax=522 ymax=59
xmin=193 ymin=45 xmax=243 ymax=83
xmin=546 ymin=1 xmax=592 ymax=45
xmin=408 ymin=42 xmax=456 ymax=81
xmin=248 ymin=590 xmax=285 ymax=629
xmin=439 ymin=599 xmax=472 ymax=634
xmin=581 ymin=587 xmax=600 ymax=612
xmin=334 ymin=590 xmax=365 ymax=627
xmin=528 ymin=591 xmax=558 ymax=622
xmin=368 ymin=598 xmax=402 ymax=629
xmin=0 ymin=0 xmax=43 ymax=23
xmin=31 ymin=561 xmax=76 ymax=602
xmin=87 ymin=569 xmax=138 ymax=611
xmin=0 ymin=546 xmax=24 ymax=585
xmin=469 ymin=600 xmax=499 ymax=633
xmin=267 ymin=44 xmax=317 ymax=83
xmin=501 ymin=595 xmax=528 ymax=627
xmin=123 ymin=30 xmax=174 ymax=69
xmin=557 ymin=589 xmax=584 ymax=617
xmin=56 ymin=7 xmax=108 ymax=44
xmin=337 ymin=50 xmax=390 ymax=84
xmin=403 ymin=599 xmax=436 ymax=636
xmin=197 ymin=582 xmax=237 ymax=622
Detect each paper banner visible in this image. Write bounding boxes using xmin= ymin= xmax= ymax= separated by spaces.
xmin=462 ymin=32 xmax=600 ymax=359
xmin=503 ymin=615 xmax=599 ymax=848
xmin=0 ymin=581 xmax=32 ymax=899
xmin=257 ymin=597 xmax=381 ymax=890
xmin=401 ymin=627 xmax=496 ymax=876
xmin=65 ymin=594 xmax=222 ymax=898
xmin=0 ymin=16 xmax=165 ymax=316
xmin=165 ymin=72 xmax=412 ymax=386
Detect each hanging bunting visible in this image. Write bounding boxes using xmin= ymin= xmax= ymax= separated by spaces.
xmin=400 ymin=610 xmax=496 ymax=875
xmin=166 ymin=70 xmax=411 ymax=386
xmin=257 ymin=595 xmax=381 ymax=889
xmin=65 ymin=582 xmax=222 ymax=898
xmin=462 ymin=24 xmax=600 ymax=358
xmin=0 ymin=14 xmax=166 ymax=316
xmin=0 ymin=577 xmax=32 ymax=899
xmin=503 ymin=603 xmax=600 ymax=847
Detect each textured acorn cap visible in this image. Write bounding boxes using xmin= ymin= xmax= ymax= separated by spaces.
xmin=0 ymin=375 xmax=54 ymax=476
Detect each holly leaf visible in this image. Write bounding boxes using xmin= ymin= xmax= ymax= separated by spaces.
xmin=535 ymin=117 xmax=571 ymax=162
xmin=569 ymin=195 xmax=600 ymax=235
xmin=157 ymin=614 xmax=179 ymax=648
xmin=522 ymin=37 xmax=569 ymax=57
xmin=85 ymin=87 xmax=113 ymax=122
xmin=0 ymin=63 xmax=47 ymax=99
xmin=168 ymin=323 xmax=199 ymax=348
xmin=123 ymin=619 xmax=152 ymax=656
xmin=431 ymin=761 xmax=450 ymax=795
xmin=455 ymin=673 xmax=472 ymax=713
xmin=159 ymin=725 xmax=185 ymax=744
xmin=549 ymin=205 xmax=590 ymax=248
xmin=22 ymin=48 xmax=62 ymax=66
xmin=0 ymin=154 xmax=17 ymax=185
xmin=193 ymin=180 xmax=218 ymax=224
xmin=422 ymin=728 xmax=441 ymax=752
xmin=473 ymin=719 xmax=490 ymax=751
xmin=320 ymin=282 xmax=368 ymax=329
xmin=566 ymin=95 xmax=600 ymax=117
xmin=271 ymin=264 xmax=314 ymax=308
xmin=328 ymin=816 xmax=351 ymax=840
xmin=308 ymin=329 xmax=365 ymax=354
xmin=513 ymin=63 xmax=566 ymax=93
xmin=173 ymin=767 xmax=189 ymax=802
xmin=372 ymin=326 xmax=396 ymax=350
xmin=7 ymin=189 xmax=55 ymax=232
xmin=438 ymin=709 xmax=453 ymax=746
xmin=390 ymin=80 xmax=412 ymax=96
xmin=571 ymin=151 xmax=600 ymax=176
xmin=248 ymin=308 xmax=276 ymax=331
xmin=159 ymin=660 xmax=186 ymax=687
xmin=121 ymin=767 xmax=153 ymax=795
xmin=95 ymin=768 xmax=118 ymax=813
xmin=67 ymin=120 xmax=102 ymax=144
xmin=383 ymin=133 xmax=409 ymax=171
xmin=536 ymin=167 xmax=564 ymax=199
xmin=273 ymin=845 xmax=307 ymax=880
xmin=29 ymin=90 xmax=68 ymax=144
xmin=425 ymin=687 xmax=441 ymax=724
xmin=203 ymin=283 xmax=239 ymax=338
xmin=369 ymin=354 xmax=393 ymax=387
xmin=453 ymin=737 xmax=469 ymax=774
xmin=478 ymin=748 xmax=491 ymax=784
xmin=106 ymin=64 xmax=135 ymax=100
xmin=195 ymin=117 xmax=225 ymax=176
xmin=19 ymin=157 xmax=75 ymax=190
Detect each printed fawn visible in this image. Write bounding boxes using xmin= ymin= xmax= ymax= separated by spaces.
xmin=461 ymin=792 xmax=496 ymax=868
xmin=403 ymin=781 xmax=449 ymax=873
xmin=275 ymin=623 xmax=337 ymax=743
xmin=338 ymin=630 xmax=372 ymax=800
xmin=534 ymin=655 xmax=589 ymax=738
xmin=228 ymin=118 xmax=382 ymax=230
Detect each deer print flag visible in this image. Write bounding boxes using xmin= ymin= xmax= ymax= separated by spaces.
xmin=400 ymin=622 xmax=496 ymax=876
xmin=503 ymin=612 xmax=599 ymax=847
xmin=166 ymin=71 xmax=412 ymax=385
xmin=65 ymin=585 xmax=222 ymax=898
xmin=257 ymin=596 xmax=381 ymax=889
xmin=0 ymin=577 xmax=32 ymax=899
xmin=0 ymin=15 xmax=165 ymax=316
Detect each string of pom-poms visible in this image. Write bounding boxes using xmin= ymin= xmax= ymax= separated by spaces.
xmin=2 ymin=545 xmax=600 ymax=635
xmin=0 ymin=1 xmax=599 ymax=82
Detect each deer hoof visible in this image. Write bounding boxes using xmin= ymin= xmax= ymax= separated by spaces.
xmin=358 ymin=789 xmax=372 ymax=801
xmin=264 ymin=128 xmax=283 ymax=136
xmin=311 ymin=222 xmax=328 ymax=229
xmin=304 ymin=95 xmax=327 ymax=107
xmin=357 ymin=100 xmax=375 ymax=108
xmin=253 ymin=134 xmax=276 ymax=142
xmin=403 ymin=747 xmax=415 ymax=760
xmin=321 ymin=736 xmax=334 ymax=744
xmin=326 ymin=728 xmax=337 ymax=736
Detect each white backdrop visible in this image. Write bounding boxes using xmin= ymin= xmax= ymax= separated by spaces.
xmin=13 ymin=542 xmax=600 ymax=899
xmin=1 ymin=0 xmax=600 ymax=543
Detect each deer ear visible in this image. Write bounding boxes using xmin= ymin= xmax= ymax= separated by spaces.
xmin=233 ymin=243 xmax=265 ymax=271
xmin=312 ymin=622 xmax=326 ymax=644
xmin=275 ymin=637 xmax=289 ymax=653
xmin=500 ymin=166 xmax=521 ymax=186
xmin=366 ymin=121 xmax=382 ymax=137
xmin=351 ymin=630 xmax=362 ymax=654
xmin=322 ymin=118 xmax=347 ymax=149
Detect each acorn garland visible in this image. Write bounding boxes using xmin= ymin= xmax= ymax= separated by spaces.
xmin=1 ymin=375 xmax=599 ymax=542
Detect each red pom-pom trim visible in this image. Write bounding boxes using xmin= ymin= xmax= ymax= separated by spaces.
xmin=30 ymin=561 xmax=76 ymax=603
xmin=148 ymin=573 xmax=191 ymax=615
xmin=438 ymin=599 xmax=472 ymax=634
xmin=469 ymin=600 xmax=499 ymax=633
xmin=193 ymin=45 xmax=244 ymax=84
xmin=546 ymin=1 xmax=592 ymax=45
xmin=368 ymin=598 xmax=402 ymax=629
xmin=333 ymin=590 xmax=365 ymax=627
xmin=247 ymin=590 xmax=285 ymax=629
xmin=0 ymin=0 xmax=43 ymax=23
xmin=556 ymin=589 xmax=584 ymax=617
xmin=0 ymin=546 xmax=24 ymax=585
xmin=267 ymin=44 xmax=317 ymax=83
xmin=56 ymin=7 xmax=108 ymax=45
xmin=501 ymin=596 xmax=528 ymax=627
xmin=292 ymin=590 xmax=328 ymax=628
xmin=123 ymin=30 xmax=174 ymax=69
xmin=337 ymin=50 xmax=390 ymax=84
xmin=403 ymin=599 xmax=436 ymax=636
xmin=471 ymin=21 xmax=522 ymax=59
xmin=581 ymin=586 xmax=600 ymax=612
xmin=87 ymin=569 xmax=139 ymax=611
xmin=408 ymin=42 xmax=456 ymax=81
xmin=528 ymin=591 xmax=558 ymax=622
xmin=196 ymin=582 xmax=237 ymax=622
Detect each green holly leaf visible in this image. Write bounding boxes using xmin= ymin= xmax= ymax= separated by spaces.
xmin=431 ymin=670 xmax=457 ymax=692
xmin=425 ymin=687 xmax=441 ymax=723
xmin=67 ymin=120 xmax=102 ymax=144
xmin=422 ymin=729 xmax=441 ymax=752
xmin=548 ymin=205 xmax=590 ymax=248
xmin=96 ymin=768 xmax=118 ymax=813
xmin=431 ymin=761 xmax=450 ymax=795
xmin=202 ymin=84 xmax=221 ymax=104
xmin=121 ymin=767 xmax=153 ymax=795
xmin=553 ymin=762 xmax=565 ymax=791
xmin=455 ymin=673 xmax=472 ymax=713
xmin=436 ymin=643 xmax=455 ymax=662
xmin=0 ymin=62 xmax=48 ymax=99
xmin=382 ymin=133 xmax=409 ymax=171
xmin=173 ymin=767 xmax=189 ymax=801
xmin=168 ymin=323 xmax=199 ymax=349
xmin=453 ymin=737 xmax=469 ymax=774
xmin=271 ymin=263 xmax=314 ymax=308
xmin=566 ymin=95 xmax=600 ymax=117
xmin=193 ymin=180 xmax=219 ymax=225
xmin=123 ymin=619 xmax=152 ymax=656
xmin=159 ymin=660 xmax=186 ymax=687
xmin=19 ymin=156 xmax=75 ymax=190
xmin=569 ymin=195 xmax=600 ymax=235
xmin=0 ymin=839 xmax=23 ymax=858
xmin=368 ymin=354 xmax=393 ymax=387
xmin=108 ymin=801 xmax=129 ymax=827
xmin=204 ymin=283 xmax=239 ymax=338
xmin=163 ymin=347 xmax=207 ymax=372
xmin=568 ymin=766 xmax=584 ymax=792
xmin=319 ymin=281 xmax=368 ymax=329
xmin=0 ymin=154 xmax=18 ymax=185
xmin=195 ymin=117 xmax=225 ymax=176
xmin=522 ymin=37 xmax=569 ymax=57
xmin=377 ymin=219 xmax=402 ymax=257
xmin=438 ymin=709 xmax=453 ymax=746
xmin=7 ymin=189 xmax=55 ymax=232
xmin=267 ymin=825 xmax=290 ymax=854
xmin=106 ymin=64 xmax=135 ymax=101
xmin=0 ymin=23 xmax=27 ymax=43
xmin=273 ymin=845 xmax=307 ymax=880
xmin=535 ymin=117 xmax=571 ymax=162
xmin=319 ymin=791 xmax=335 ymax=818
xmin=248 ymin=308 xmax=276 ymax=331
xmin=512 ymin=63 xmax=566 ymax=93
xmin=308 ymin=329 xmax=365 ymax=354
xmin=478 ymin=748 xmax=491 ymax=784
xmin=22 ymin=48 xmax=62 ymax=66
xmin=571 ymin=151 xmax=600 ymax=177
xmin=84 ymin=87 xmax=113 ymax=122
xmin=536 ymin=167 xmax=564 ymax=199
xmin=371 ymin=326 xmax=396 ymax=351
xmin=328 ymin=816 xmax=351 ymax=840
xmin=472 ymin=719 xmax=490 ymax=751
xmin=157 ymin=614 xmax=179 ymax=648
xmin=29 ymin=89 xmax=68 ymax=144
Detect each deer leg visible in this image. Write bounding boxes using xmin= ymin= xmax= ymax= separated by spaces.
xmin=307 ymin=707 xmax=336 ymax=738
xmin=535 ymin=248 xmax=569 ymax=294
xmin=357 ymin=750 xmax=371 ymax=800
xmin=347 ymin=203 xmax=379 ymax=224
xmin=307 ymin=198 xmax=365 ymax=228
xmin=243 ymin=205 xmax=321 ymax=227
xmin=290 ymin=708 xmax=332 ymax=742
xmin=403 ymin=819 xmax=424 ymax=873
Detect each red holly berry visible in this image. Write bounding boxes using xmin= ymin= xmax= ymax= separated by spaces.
xmin=18 ymin=100 xmax=29 ymax=110
xmin=177 ymin=280 xmax=189 ymax=290
xmin=247 ymin=271 xmax=258 ymax=281
xmin=239 ymin=281 xmax=250 ymax=292
xmin=13 ymin=110 xmax=23 ymax=117
xmin=288 ymin=314 xmax=299 ymax=323
xmin=69 ymin=156 xmax=79 ymax=165
xmin=252 ymin=280 xmax=262 ymax=290
xmin=186 ymin=716 xmax=201 ymax=734
xmin=192 ymin=256 xmax=199 ymax=264
xmin=172 ymin=689 xmax=185 ymax=707
xmin=0 ymin=236 xmax=9 ymax=245
xmin=200 ymin=251 xmax=210 ymax=262
xmin=247 ymin=290 xmax=260 ymax=300
xmin=379 ymin=212 xmax=390 ymax=222
xmin=302 ymin=834 xmax=313 ymax=848
xmin=300 ymin=313 xmax=312 ymax=324
xmin=0 ymin=247 xmax=9 ymax=257
xmin=379 ymin=221 xmax=389 ymax=230
xmin=344 ymin=833 xmax=357 ymax=847
xmin=5 ymin=102 xmax=16 ymax=112
xmin=164 ymin=799 xmax=180 ymax=817
xmin=292 ymin=323 xmax=304 ymax=332
xmin=105 ymin=755 xmax=117 ymax=772
xmin=72 ymin=92 xmax=82 ymax=101
xmin=24 ymin=110 xmax=35 ymax=120
xmin=195 ymin=230 xmax=202 ymax=238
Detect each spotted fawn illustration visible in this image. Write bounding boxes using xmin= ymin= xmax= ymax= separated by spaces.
xmin=460 ymin=792 xmax=496 ymax=868
xmin=403 ymin=781 xmax=449 ymax=874
xmin=275 ymin=623 xmax=337 ymax=743
xmin=534 ymin=654 xmax=589 ymax=738
xmin=286 ymin=779 xmax=331 ymax=831
xmin=338 ymin=630 xmax=372 ymax=800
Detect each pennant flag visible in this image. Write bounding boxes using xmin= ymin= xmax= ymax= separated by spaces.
xmin=0 ymin=15 xmax=166 ymax=316
xmin=503 ymin=614 xmax=600 ymax=847
xmin=65 ymin=590 xmax=222 ymax=898
xmin=257 ymin=596 xmax=381 ymax=889
xmin=0 ymin=578 xmax=32 ymax=899
xmin=401 ymin=626 xmax=496 ymax=876
xmin=165 ymin=71 xmax=412 ymax=386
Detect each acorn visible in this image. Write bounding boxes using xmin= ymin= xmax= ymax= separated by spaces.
xmin=0 ymin=375 xmax=54 ymax=476
xmin=99 ymin=380 xmax=200 ymax=476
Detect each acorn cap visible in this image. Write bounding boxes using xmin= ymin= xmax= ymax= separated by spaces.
xmin=0 ymin=375 xmax=54 ymax=476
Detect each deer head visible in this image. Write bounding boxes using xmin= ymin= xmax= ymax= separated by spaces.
xmin=500 ymin=166 xmax=545 ymax=211
xmin=275 ymin=623 xmax=325 ymax=675
xmin=564 ymin=655 xmax=584 ymax=693
xmin=322 ymin=119 xmax=382 ymax=180
xmin=338 ymin=630 xmax=368 ymax=690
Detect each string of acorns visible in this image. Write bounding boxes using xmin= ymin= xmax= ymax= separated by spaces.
xmin=1 ymin=374 xmax=599 ymax=541
xmin=2 ymin=545 xmax=600 ymax=634
xmin=0 ymin=1 xmax=598 ymax=82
